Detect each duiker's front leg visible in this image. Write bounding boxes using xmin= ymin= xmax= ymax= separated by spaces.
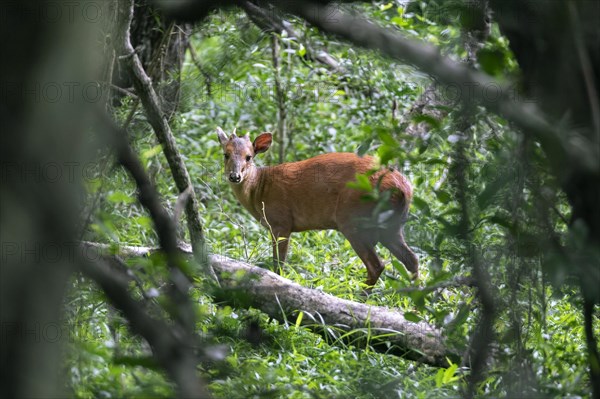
xmin=270 ymin=230 xmax=290 ymax=275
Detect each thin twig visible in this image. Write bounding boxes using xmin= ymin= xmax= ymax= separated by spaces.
xmin=568 ymin=3 xmax=600 ymax=142
xmin=122 ymin=21 xmax=175 ymax=130
xmin=107 ymin=83 xmax=138 ymax=99
xmin=187 ymin=41 xmax=212 ymax=97
xmin=391 ymin=276 xmax=476 ymax=294
xmin=271 ymin=33 xmax=287 ymax=163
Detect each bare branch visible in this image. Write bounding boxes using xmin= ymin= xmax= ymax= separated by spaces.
xmin=242 ymin=1 xmax=345 ymax=73
xmin=187 ymin=41 xmax=212 ymax=97
xmin=270 ymin=33 xmax=287 ymax=163
xmin=117 ymin=0 xmax=206 ymax=254
xmin=106 ymin=83 xmax=139 ymax=99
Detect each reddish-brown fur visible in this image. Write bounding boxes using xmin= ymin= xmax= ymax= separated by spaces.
xmin=217 ymin=127 xmax=418 ymax=287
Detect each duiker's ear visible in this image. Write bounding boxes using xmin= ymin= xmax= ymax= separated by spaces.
xmin=216 ymin=127 xmax=228 ymax=146
xmin=253 ymin=133 xmax=272 ymax=154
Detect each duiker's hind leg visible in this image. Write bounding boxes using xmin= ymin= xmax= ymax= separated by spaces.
xmin=381 ymin=231 xmax=419 ymax=279
xmin=343 ymin=230 xmax=385 ymax=288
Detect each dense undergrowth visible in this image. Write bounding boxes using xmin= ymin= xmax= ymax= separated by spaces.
xmin=68 ymin=4 xmax=598 ymax=398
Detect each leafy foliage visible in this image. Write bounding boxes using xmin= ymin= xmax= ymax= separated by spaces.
xmin=68 ymin=3 xmax=599 ymax=398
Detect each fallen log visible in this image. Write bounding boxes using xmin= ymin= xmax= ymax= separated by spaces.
xmin=81 ymin=241 xmax=458 ymax=367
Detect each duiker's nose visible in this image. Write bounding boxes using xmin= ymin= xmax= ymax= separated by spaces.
xmin=229 ymin=172 xmax=241 ymax=183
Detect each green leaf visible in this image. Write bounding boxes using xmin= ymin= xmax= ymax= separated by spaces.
xmin=435 ymin=368 xmax=445 ymax=388
xmin=141 ymin=144 xmax=163 ymax=161
xmin=446 ymin=303 xmax=471 ymax=330
xmin=347 ymin=173 xmax=372 ymax=192
xmin=488 ymin=214 xmax=513 ymax=230
xmin=427 ymin=271 xmax=453 ymax=286
xmin=113 ymin=355 xmax=159 ymax=369
xmin=421 ymin=158 xmax=447 ymax=166
xmin=411 ymin=114 xmax=440 ymax=129
xmin=404 ymin=312 xmax=422 ymax=323
xmin=391 ymin=259 xmax=411 ymax=280
xmin=295 ymin=311 xmax=304 ymax=327
xmin=107 ymin=190 xmax=135 ymax=204
xmin=434 ymin=189 xmax=452 ymax=204
xmin=477 ymin=48 xmax=506 ymax=76
xmin=391 ymin=16 xmax=405 ymax=26
xmin=407 ymin=290 xmax=427 ymax=309
xmin=411 ymin=196 xmax=430 ymax=215
xmin=378 ymin=131 xmax=397 ymax=147
xmin=357 ymin=139 xmax=372 ymax=156
xmin=133 ymin=215 xmax=152 ymax=229
xmin=298 ymin=44 xmax=306 ymax=57
xmin=377 ymin=145 xmax=396 ymax=165
xmin=443 ymin=362 xmax=459 ymax=383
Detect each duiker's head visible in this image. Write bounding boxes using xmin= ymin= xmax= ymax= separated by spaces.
xmin=217 ymin=127 xmax=272 ymax=184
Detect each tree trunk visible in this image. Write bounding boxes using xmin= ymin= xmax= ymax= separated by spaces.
xmin=81 ymin=241 xmax=458 ymax=367
xmin=113 ymin=0 xmax=191 ymax=119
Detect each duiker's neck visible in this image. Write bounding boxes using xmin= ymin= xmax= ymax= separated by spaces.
xmin=230 ymin=164 xmax=264 ymax=213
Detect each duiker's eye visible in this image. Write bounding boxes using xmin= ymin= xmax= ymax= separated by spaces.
xmin=245 ymin=155 xmax=252 ymax=162
xmin=224 ymin=154 xmax=230 ymax=160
